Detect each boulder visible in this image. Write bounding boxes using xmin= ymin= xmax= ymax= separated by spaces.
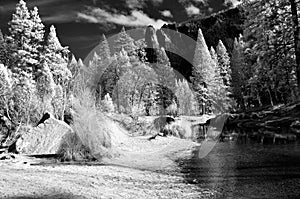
xmin=16 ymin=114 xmax=74 ymax=154
xmin=291 ymin=120 xmax=300 ymax=134
xmin=0 ymin=114 xmax=13 ymax=145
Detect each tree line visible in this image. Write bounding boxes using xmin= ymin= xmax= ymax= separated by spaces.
xmin=1 ymin=0 xmax=300 ymax=132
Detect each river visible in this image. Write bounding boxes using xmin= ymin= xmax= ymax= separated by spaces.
xmin=178 ymin=141 xmax=300 ymax=198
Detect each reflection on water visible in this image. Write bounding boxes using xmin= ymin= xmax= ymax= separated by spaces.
xmin=179 ymin=141 xmax=300 ymax=198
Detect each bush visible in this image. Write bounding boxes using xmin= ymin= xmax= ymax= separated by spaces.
xmin=65 ymin=88 xmax=112 ymax=160
xmin=58 ymin=133 xmax=95 ymax=161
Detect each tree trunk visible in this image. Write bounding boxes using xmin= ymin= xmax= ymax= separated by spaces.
xmin=290 ymin=0 xmax=300 ymax=94
xmin=267 ymin=88 xmax=274 ymax=107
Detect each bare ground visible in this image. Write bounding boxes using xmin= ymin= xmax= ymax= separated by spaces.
xmin=0 ymin=119 xmax=217 ymax=199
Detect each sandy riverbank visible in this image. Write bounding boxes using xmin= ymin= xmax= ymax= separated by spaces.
xmin=0 ymin=135 xmax=217 ymax=199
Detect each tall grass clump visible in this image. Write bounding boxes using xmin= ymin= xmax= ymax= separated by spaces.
xmin=59 ymin=66 xmax=112 ymax=161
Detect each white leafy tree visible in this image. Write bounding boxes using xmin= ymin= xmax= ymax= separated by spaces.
xmin=36 ymin=61 xmax=56 ymax=113
xmin=175 ymin=79 xmax=197 ymax=115
xmin=0 ymin=64 xmax=12 ymax=115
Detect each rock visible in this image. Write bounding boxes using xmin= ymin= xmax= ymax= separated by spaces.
xmin=36 ymin=112 xmax=51 ymax=127
xmin=291 ymin=120 xmax=300 ymax=134
xmin=0 ymin=154 xmax=15 ymax=160
xmin=0 ymin=114 xmax=13 ymax=145
xmin=63 ymin=110 xmax=74 ymax=125
xmin=16 ymin=114 xmax=74 ymax=154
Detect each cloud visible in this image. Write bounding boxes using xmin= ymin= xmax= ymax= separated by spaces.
xmin=43 ymin=13 xmax=77 ymax=23
xmin=185 ymin=5 xmax=200 ymax=16
xmin=160 ymin=10 xmax=173 ymax=18
xmin=76 ymin=13 xmax=99 ymax=23
xmin=224 ymin=0 xmax=241 ymax=7
xmin=77 ymin=8 xmax=167 ymax=29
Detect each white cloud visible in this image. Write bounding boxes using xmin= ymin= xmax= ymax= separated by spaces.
xmin=43 ymin=13 xmax=76 ymax=23
xmin=160 ymin=10 xmax=173 ymax=18
xmin=76 ymin=13 xmax=99 ymax=23
xmin=224 ymin=0 xmax=241 ymax=7
xmin=77 ymin=8 xmax=167 ymax=29
xmin=185 ymin=5 xmax=200 ymax=16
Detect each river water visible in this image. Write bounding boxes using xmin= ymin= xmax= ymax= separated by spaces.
xmin=178 ymin=141 xmax=300 ymax=198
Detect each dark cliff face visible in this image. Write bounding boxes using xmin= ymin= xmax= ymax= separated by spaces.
xmin=145 ymin=7 xmax=245 ymax=81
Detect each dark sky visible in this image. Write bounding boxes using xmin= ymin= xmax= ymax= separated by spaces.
xmin=0 ymin=0 xmax=240 ymax=59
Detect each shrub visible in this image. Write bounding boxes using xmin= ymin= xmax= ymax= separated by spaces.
xmin=58 ymin=133 xmax=95 ymax=161
xmin=64 ymin=88 xmax=112 ymax=161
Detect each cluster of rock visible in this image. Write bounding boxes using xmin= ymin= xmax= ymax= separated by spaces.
xmin=0 ymin=112 xmax=74 ymax=156
xmin=16 ymin=114 xmax=74 ymax=154
xmin=222 ymin=102 xmax=300 ymax=143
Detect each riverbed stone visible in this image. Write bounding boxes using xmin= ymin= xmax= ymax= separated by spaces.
xmin=291 ymin=120 xmax=300 ymax=134
xmin=16 ymin=114 xmax=74 ymax=154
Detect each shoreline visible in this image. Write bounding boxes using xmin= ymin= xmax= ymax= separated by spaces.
xmin=0 ymin=136 xmax=217 ymax=199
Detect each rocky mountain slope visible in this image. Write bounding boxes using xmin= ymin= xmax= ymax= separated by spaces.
xmin=145 ymin=7 xmax=245 ymax=80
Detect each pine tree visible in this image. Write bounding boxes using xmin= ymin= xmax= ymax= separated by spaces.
xmin=210 ymin=46 xmax=218 ymax=67
xmin=98 ymin=34 xmax=111 ymax=60
xmin=30 ymin=7 xmax=44 ymax=52
xmin=154 ymin=47 xmax=176 ymax=110
xmin=231 ymin=37 xmax=246 ymax=110
xmin=216 ymin=40 xmax=231 ymax=87
xmin=8 ymin=1 xmax=45 ymax=79
xmin=36 ymin=61 xmax=55 ymax=112
xmin=191 ymin=28 xmax=214 ymax=114
xmin=113 ymin=27 xmax=137 ymax=57
xmin=289 ymin=0 xmax=300 ymax=93
xmin=44 ymin=25 xmax=71 ymax=84
xmin=210 ymin=47 xmax=230 ymax=113
xmin=68 ymin=55 xmax=79 ymax=76
xmin=8 ymin=0 xmax=31 ymax=46
xmin=243 ymin=0 xmax=298 ymax=105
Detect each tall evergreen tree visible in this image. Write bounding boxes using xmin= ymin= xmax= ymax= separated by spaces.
xmin=98 ymin=34 xmax=111 ymax=60
xmin=216 ymin=40 xmax=231 ymax=87
xmin=68 ymin=55 xmax=79 ymax=76
xmin=36 ymin=61 xmax=55 ymax=112
xmin=8 ymin=1 xmax=44 ymax=79
xmin=231 ymin=37 xmax=246 ymax=110
xmin=191 ymin=28 xmax=214 ymax=114
xmin=154 ymin=47 xmax=176 ymax=110
xmin=44 ymin=25 xmax=71 ymax=84
xmin=243 ymin=0 xmax=297 ymax=105
xmin=113 ymin=27 xmax=137 ymax=57
xmin=289 ymin=0 xmax=300 ymax=93
xmin=210 ymin=47 xmax=230 ymax=112
xmin=8 ymin=0 xmax=31 ymax=46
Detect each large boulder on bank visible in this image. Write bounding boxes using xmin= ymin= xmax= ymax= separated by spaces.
xmin=0 ymin=114 xmax=13 ymax=145
xmin=16 ymin=114 xmax=74 ymax=154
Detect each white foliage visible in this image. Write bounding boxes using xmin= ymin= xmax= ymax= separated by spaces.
xmin=101 ymin=93 xmax=115 ymax=113
xmin=0 ymin=64 xmax=12 ymax=97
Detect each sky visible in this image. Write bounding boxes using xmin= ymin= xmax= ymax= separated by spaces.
xmin=0 ymin=0 xmax=240 ymax=59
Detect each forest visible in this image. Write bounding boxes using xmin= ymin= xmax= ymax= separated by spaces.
xmin=1 ymin=1 xmax=300 ymax=198
xmin=0 ymin=0 xmax=300 ymax=155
